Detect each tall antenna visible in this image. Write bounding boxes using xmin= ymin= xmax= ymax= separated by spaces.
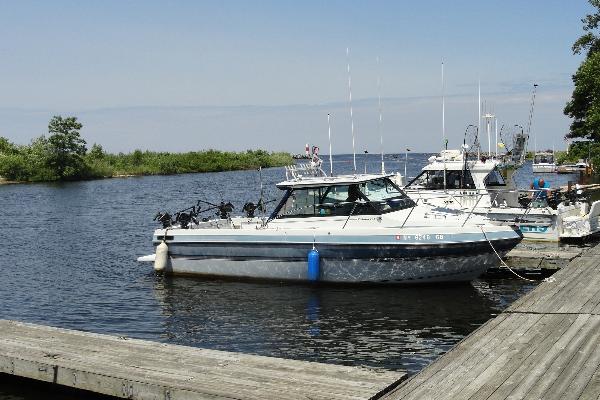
xmin=495 ymin=117 xmax=498 ymax=157
xmin=377 ymin=56 xmax=384 ymax=174
xmin=346 ymin=47 xmax=357 ymax=173
xmin=483 ymin=111 xmax=495 ymax=157
xmin=478 ymin=78 xmax=481 ymax=159
xmin=328 ymin=113 xmax=333 ymax=176
xmin=442 ymin=61 xmax=446 ymax=144
xmin=442 ymin=60 xmax=447 ymax=190
xmin=527 ymin=84 xmax=538 ymax=154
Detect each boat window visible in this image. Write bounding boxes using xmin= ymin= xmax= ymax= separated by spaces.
xmin=272 ymin=178 xmax=414 ymax=218
xmin=484 ymin=167 xmax=506 ymax=187
xmin=534 ymin=154 xmax=554 ymax=164
xmin=361 ymin=178 xmax=416 ymax=214
xmin=274 ymin=185 xmax=376 ymax=218
xmin=406 ymin=170 xmax=475 ymax=189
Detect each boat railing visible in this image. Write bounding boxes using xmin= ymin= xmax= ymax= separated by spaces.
xmin=406 ymin=186 xmax=564 ymax=209
xmin=285 ymin=157 xmax=327 ymax=180
xmin=461 ymin=192 xmax=486 ymax=227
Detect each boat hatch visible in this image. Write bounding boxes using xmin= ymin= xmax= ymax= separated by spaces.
xmin=271 ymin=177 xmax=415 ymax=218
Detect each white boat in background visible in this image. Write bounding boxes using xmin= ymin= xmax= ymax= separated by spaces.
xmin=532 ymin=152 xmax=557 ymax=173
xmin=404 ymin=149 xmax=600 ymax=241
xmin=557 ymin=159 xmax=590 ymax=174
xmin=138 ymin=159 xmax=522 ymax=284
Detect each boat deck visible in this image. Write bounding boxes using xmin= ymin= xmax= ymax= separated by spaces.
xmin=381 ymin=242 xmax=600 ymax=399
xmin=0 ymin=320 xmax=404 ymax=400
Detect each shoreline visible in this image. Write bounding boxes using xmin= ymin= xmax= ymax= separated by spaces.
xmin=0 ymin=164 xmax=288 ymax=185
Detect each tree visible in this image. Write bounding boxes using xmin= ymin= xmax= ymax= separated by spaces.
xmin=88 ymin=143 xmax=105 ymax=160
xmin=564 ymin=52 xmax=600 ymax=141
xmin=565 ymin=1 xmax=600 ymax=141
xmin=572 ymin=0 xmax=600 ymax=56
xmin=46 ymin=116 xmax=87 ymax=179
xmin=0 ymin=137 xmax=19 ymax=155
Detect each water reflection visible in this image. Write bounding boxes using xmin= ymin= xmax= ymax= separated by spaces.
xmin=152 ymin=276 xmax=532 ymax=373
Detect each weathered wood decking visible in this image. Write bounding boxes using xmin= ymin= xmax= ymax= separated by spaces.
xmin=382 ymin=242 xmax=600 ymax=400
xmin=0 ymin=320 xmax=404 ymax=399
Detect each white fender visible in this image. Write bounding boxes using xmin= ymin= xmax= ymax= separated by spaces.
xmin=154 ymin=241 xmax=169 ymax=272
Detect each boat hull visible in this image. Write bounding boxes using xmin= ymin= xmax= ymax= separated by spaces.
xmin=531 ymin=164 xmax=557 ymax=173
xmin=485 ymin=210 xmax=559 ymax=241
xmin=154 ymin=235 xmax=521 ymax=284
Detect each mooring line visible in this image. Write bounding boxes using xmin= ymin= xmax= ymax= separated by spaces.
xmin=480 ymin=227 xmax=556 ymax=283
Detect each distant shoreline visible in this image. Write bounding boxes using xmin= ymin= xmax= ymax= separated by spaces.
xmin=0 ymin=163 xmax=292 ymax=185
xmin=0 ymin=150 xmax=294 ymax=184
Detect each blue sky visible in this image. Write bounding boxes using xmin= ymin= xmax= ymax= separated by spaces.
xmin=0 ymin=1 xmax=593 ymax=153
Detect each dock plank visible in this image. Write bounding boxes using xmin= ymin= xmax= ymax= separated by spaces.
xmin=408 ymin=314 xmax=543 ymax=400
xmin=381 ymin=241 xmax=600 ymax=400
xmin=543 ymin=315 xmax=600 ymax=400
xmin=494 ymin=314 xmax=588 ymax=400
xmin=520 ymin=314 xmax=599 ymax=400
xmin=578 ymin=364 xmax=600 ymax=400
xmin=456 ymin=314 xmax=570 ymax=400
xmin=0 ymin=320 xmax=404 ymax=400
xmin=387 ymin=314 xmax=511 ymax=399
xmin=464 ymin=314 xmax=575 ymax=400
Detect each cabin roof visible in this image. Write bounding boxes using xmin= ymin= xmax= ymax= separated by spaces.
xmin=276 ymin=173 xmax=396 ymax=189
xmin=421 ymin=159 xmax=498 ymax=173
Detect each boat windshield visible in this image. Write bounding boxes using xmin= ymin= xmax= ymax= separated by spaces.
xmin=272 ymin=177 xmax=415 ymax=219
xmin=406 ymin=169 xmax=475 ymax=190
xmin=484 ymin=167 xmax=506 ymax=187
xmin=534 ymin=154 xmax=554 ymax=164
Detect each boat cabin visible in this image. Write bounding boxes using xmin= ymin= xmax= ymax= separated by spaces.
xmin=404 ymin=154 xmax=523 ymax=208
xmin=534 ymin=152 xmax=555 ymax=165
xmin=271 ymin=175 xmax=415 ymax=219
xmin=407 ymin=169 xmax=476 ymax=190
xmin=406 ymin=158 xmax=506 ymax=191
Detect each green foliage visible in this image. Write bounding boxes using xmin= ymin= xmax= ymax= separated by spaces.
xmin=0 ymin=137 xmax=19 ymax=155
xmin=566 ymin=1 xmax=600 ymax=142
xmin=88 ymin=143 xmax=105 ymax=160
xmin=92 ymin=149 xmax=293 ymax=176
xmin=564 ymin=52 xmax=600 ymax=141
xmin=558 ymin=141 xmax=600 ymax=172
xmin=573 ymin=0 xmax=600 ymax=56
xmin=0 ymin=132 xmax=293 ymax=182
xmin=46 ymin=116 xmax=87 ymax=179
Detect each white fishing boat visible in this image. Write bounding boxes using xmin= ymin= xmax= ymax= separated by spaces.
xmin=557 ymin=159 xmax=590 ymax=174
xmin=404 ymin=149 xmax=600 ymax=241
xmin=138 ymin=160 xmax=522 ymax=284
xmin=532 ymin=152 xmax=557 ymax=173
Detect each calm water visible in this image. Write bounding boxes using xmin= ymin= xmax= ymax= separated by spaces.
xmin=0 ymin=154 xmax=582 ymax=398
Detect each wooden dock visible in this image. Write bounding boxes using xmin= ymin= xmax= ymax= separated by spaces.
xmin=381 ymin=243 xmax=600 ymax=399
xmin=503 ymin=245 xmax=582 ymax=271
xmin=0 ymin=320 xmax=404 ymax=400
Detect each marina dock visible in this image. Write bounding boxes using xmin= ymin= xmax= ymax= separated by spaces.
xmin=0 ymin=320 xmax=404 ymax=399
xmin=502 ymin=243 xmax=583 ymax=271
xmin=381 ymin=242 xmax=600 ymax=399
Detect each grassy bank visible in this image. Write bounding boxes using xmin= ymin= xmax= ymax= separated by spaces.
xmin=93 ymin=149 xmax=293 ymax=177
xmin=0 ymin=138 xmax=293 ymax=182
